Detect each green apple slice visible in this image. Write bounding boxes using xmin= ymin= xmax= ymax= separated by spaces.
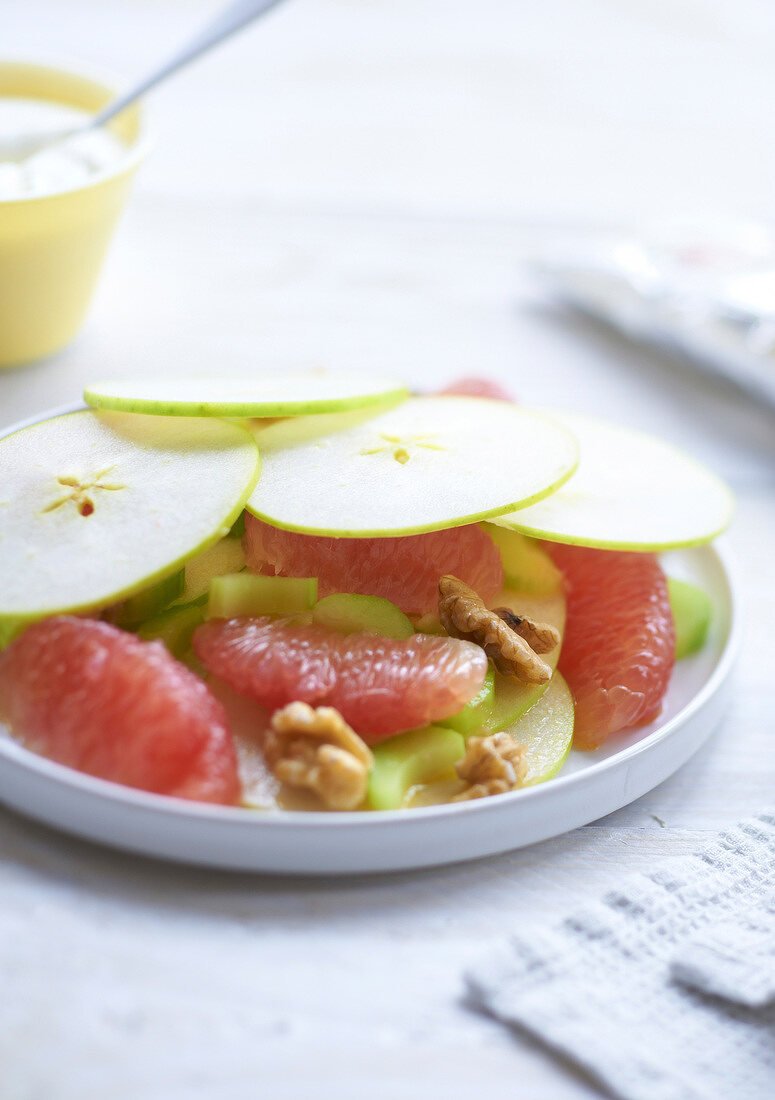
xmin=484 ymin=525 xmax=563 ymax=595
xmin=246 ymin=397 xmax=579 ymax=536
xmin=484 ymin=584 xmax=567 ymax=732
xmin=83 ymin=371 xmax=409 ymax=418
xmin=0 ymin=410 xmax=260 ymax=623
xmin=506 ymin=671 xmax=574 ymax=785
xmin=492 ymin=409 xmax=733 ymax=550
xmin=406 ymin=672 xmax=574 ymax=806
xmin=173 ymin=536 xmax=247 ymax=605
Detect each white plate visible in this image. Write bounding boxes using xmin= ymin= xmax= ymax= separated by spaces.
xmin=0 ymin=412 xmax=738 ymax=875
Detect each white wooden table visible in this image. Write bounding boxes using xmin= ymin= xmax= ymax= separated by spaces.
xmin=2 ymin=3 xmax=774 ymax=1097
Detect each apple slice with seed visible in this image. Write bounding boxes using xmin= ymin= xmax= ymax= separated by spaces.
xmin=83 ymin=371 xmax=408 ymax=418
xmin=0 ymin=410 xmax=259 ymax=625
xmin=246 ymin=397 xmax=579 ymax=537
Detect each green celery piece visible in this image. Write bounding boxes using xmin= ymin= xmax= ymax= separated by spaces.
xmin=368 ymin=725 xmax=465 ymax=810
xmin=668 ymin=577 xmax=713 ymax=659
xmin=136 ymin=600 xmax=206 ymax=659
xmin=107 ymin=569 xmax=184 ymax=626
xmin=208 ymin=574 xmax=317 ymax=618
xmin=312 ymin=593 xmax=413 ymax=639
xmin=438 ymin=667 xmax=495 ymax=736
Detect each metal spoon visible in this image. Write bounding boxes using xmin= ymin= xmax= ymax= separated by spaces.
xmin=7 ymin=0 xmax=288 ymax=161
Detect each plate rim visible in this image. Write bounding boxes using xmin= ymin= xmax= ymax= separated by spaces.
xmin=0 ymin=403 xmax=740 ymax=837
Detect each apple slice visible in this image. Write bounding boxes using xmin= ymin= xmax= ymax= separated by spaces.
xmin=208 ymin=574 xmax=318 ymax=618
xmin=406 ymin=672 xmax=574 ymax=806
xmin=484 ymin=525 xmax=563 ymax=595
xmin=83 ymin=371 xmax=408 ymax=418
xmin=246 ymin=397 xmax=578 ymax=536
xmin=492 ymin=409 xmax=733 ymax=550
xmin=480 ymin=533 xmax=567 ymax=734
xmin=0 ymin=410 xmax=260 ymax=623
xmin=172 ymin=536 xmax=247 ymax=605
xmin=485 ymin=584 xmax=567 ymax=733
xmin=506 ymin=671 xmax=574 ymax=786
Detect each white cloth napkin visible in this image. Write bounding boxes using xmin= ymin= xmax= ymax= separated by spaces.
xmin=465 ymin=810 xmax=775 ymax=1100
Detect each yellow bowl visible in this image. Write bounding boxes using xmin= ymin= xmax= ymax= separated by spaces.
xmin=0 ymin=62 xmax=148 ymax=368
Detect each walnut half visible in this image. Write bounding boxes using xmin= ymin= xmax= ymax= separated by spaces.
xmin=493 ymin=606 xmax=561 ymax=655
xmin=265 ymin=702 xmax=374 ymax=811
xmin=452 ymin=731 xmax=527 ymax=801
xmin=438 ymin=575 xmax=555 ymax=684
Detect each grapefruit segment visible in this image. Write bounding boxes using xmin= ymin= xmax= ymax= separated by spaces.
xmin=0 ymin=617 xmax=240 ymax=804
xmin=243 ymin=516 xmax=504 ymax=616
xmin=193 ymin=617 xmax=489 ymax=743
xmin=438 ymin=378 xmax=515 ymax=401
xmin=546 ymin=544 xmax=675 ymax=748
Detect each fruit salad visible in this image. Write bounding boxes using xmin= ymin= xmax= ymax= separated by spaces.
xmin=0 ymin=371 xmax=732 ymax=812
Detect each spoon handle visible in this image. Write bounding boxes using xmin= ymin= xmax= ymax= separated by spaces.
xmin=91 ymin=0 xmax=287 ymax=129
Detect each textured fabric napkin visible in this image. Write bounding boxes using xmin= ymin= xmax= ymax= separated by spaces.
xmin=465 ymin=810 xmax=775 ymax=1100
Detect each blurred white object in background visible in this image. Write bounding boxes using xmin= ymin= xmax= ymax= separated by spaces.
xmin=531 ymin=219 xmax=775 ymax=408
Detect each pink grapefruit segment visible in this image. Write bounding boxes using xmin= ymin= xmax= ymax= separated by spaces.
xmin=193 ymin=617 xmax=489 ymax=744
xmin=546 ymin=545 xmax=675 ymax=749
xmin=243 ymin=517 xmax=504 ymax=616
xmin=0 ymin=617 xmax=240 ymax=804
xmin=438 ymin=377 xmax=515 ymax=401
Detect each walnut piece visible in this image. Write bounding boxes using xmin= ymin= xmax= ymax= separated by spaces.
xmin=492 ymin=606 xmax=561 ymax=655
xmin=438 ymin=575 xmax=554 ymax=684
xmin=452 ymin=731 xmax=527 ymax=801
xmin=265 ymin=702 xmax=373 ymax=811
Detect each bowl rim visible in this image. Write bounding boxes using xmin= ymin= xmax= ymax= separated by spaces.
xmin=0 ymin=56 xmax=154 ymax=205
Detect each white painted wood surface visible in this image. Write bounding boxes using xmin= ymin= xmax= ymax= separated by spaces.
xmin=1 ymin=3 xmax=773 ymax=1096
